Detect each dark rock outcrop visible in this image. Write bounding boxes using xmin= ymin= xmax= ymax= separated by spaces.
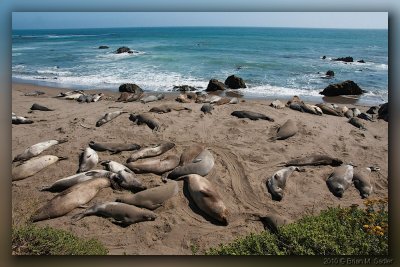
xmin=322 ymin=55 xmax=326 ymax=60
xmin=118 ymin=83 xmax=144 ymax=95
xmin=378 ymin=102 xmax=388 ymax=122
xmin=326 ymin=70 xmax=335 ymax=77
xmin=333 ymin=56 xmax=353 ymax=63
xmin=206 ymin=79 xmax=226 ymax=92
xmin=173 ymin=85 xmax=197 ymax=92
xmin=225 ymin=75 xmax=246 ymax=89
xmin=116 ymin=47 xmax=133 ymax=54
xmin=320 ymin=80 xmax=366 ymax=96
xmin=98 ymin=46 xmax=109 ymax=49
xmin=357 ymin=59 xmax=366 ymax=63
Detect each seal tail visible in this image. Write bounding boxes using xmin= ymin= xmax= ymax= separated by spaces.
xmin=71 ymin=212 xmax=86 ymax=222
xmin=58 ymin=156 xmax=69 ymax=161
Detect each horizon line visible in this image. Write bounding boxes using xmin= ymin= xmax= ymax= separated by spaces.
xmin=12 ymin=25 xmax=388 ymax=31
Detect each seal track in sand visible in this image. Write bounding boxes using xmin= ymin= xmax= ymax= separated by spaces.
xmin=210 ymin=146 xmax=266 ymax=212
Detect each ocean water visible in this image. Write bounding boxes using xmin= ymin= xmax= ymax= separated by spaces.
xmin=12 ymin=27 xmax=388 ymax=105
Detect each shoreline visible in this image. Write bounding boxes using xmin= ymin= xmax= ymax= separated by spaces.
xmin=12 ymin=81 xmax=380 ymax=107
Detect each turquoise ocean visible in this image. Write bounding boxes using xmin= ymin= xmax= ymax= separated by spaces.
xmin=12 ymin=27 xmax=388 ymax=105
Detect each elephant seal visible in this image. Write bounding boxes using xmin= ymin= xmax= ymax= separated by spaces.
xmin=56 ymin=90 xmax=84 ymax=98
xmin=231 ymin=110 xmax=274 ymax=122
xmin=96 ymin=111 xmax=126 ymax=127
xmin=215 ymin=98 xmax=231 ymax=105
xmin=112 ymin=170 xmax=147 ymax=192
xmin=326 ymin=164 xmax=354 ymax=198
xmin=92 ymin=93 xmax=104 ymax=102
xmin=344 ymin=107 xmax=354 ymax=118
xmin=179 ymin=144 xmax=205 ymax=165
xmin=77 ymin=147 xmax=99 ymax=173
xmin=141 ymin=94 xmax=164 ymax=103
xmin=270 ymin=100 xmax=285 ymax=109
xmin=71 ymin=202 xmax=157 ymax=226
xmin=89 ymin=141 xmax=141 ymax=154
xmin=281 ymin=154 xmax=343 ymax=167
xmin=348 ymin=117 xmax=366 ymax=130
xmin=30 ymin=103 xmax=54 ymax=111
xmin=266 ymin=166 xmax=300 ymax=201
xmin=129 ymin=113 xmax=160 ymax=131
xmin=229 ymin=97 xmax=239 ymax=104
xmin=39 ymin=170 xmax=113 ymax=192
xmin=12 ymin=155 xmax=68 ymax=181
xmin=204 ymin=95 xmax=222 ymax=104
xmin=24 ymin=91 xmax=45 ymax=96
xmin=271 ymin=119 xmax=298 ymax=141
xmin=12 ymin=115 xmax=33 ymax=124
xmin=166 ymin=149 xmax=214 ymax=180
xmin=177 ymin=174 xmax=229 ymax=225
xmin=30 ymin=177 xmax=111 ymax=222
xmin=125 ymin=155 xmax=180 ymax=175
xmin=116 ymin=180 xmax=179 ymax=210
xmin=257 ymin=214 xmax=292 ymax=233
xmin=300 ymin=103 xmax=320 ymax=115
xmin=201 ymin=103 xmax=213 ymax=114
xmin=127 ymin=141 xmax=175 ymax=163
xmin=358 ymin=112 xmax=374 ymax=121
xmin=13 ymin=139 xmax=68 ymax=162
xmin=149 ymin=105 xmax=191 ymax=113
xmin=101 ymin=160 xmax=132 ymax=173
xmin=289 ymin=103 xmax=304 ymax=112
xmin=176 ymin=94 xmax=191 ymax=103
xmin=353 ymin=167 xmax=374 ymax=199
xmin=315 ymin=103 xmax=343 ymax=117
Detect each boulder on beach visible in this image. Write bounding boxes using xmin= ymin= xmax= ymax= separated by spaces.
xmin=98 ymin=46 xmax=109 ymax=49
xmin=319 ymin=80 xmax=366 ymax=96
xmin=225 ymin=75 xmax=246 ymax=89
xmin=118 ymin=83 xmax=144 ymax=94
xmin=116 ymin=46 xmax=133 ymax=54
xmin=206 ymin=79 xmax=226 ymax=92
xmin=173 ymin=85 xmax=197 ymax=92
xmin=378 ymin=102 xmax=388 ymax=122
xmin=333 ymin=56 xmax=353 ymax=63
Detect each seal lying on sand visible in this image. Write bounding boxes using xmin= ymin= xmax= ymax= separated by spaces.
xmin=257 ymin=214 xmax=292 ymax=233
xmin=112 ymin=170 xmax=147 ymax=192
xmin=13 ymin=139 xmax=67 ymax=162
xmin=165 ymin=149 xmax=214 ymax=180
xmin=39 ymin=170 xmax=113 ymax=192
xmin=270 ymin=119 xmax=298 ymax=141
xmin=77 ymin=147 xmax=99 ymax=173
xmin=149 ymin=105 xmax=192 ymax=113
xmin=127 ymin=141 xmax=175 ymax=163
xmin=316 ymin=103 xmax=343 ymax=117
xmin=348 ymin=117 xmax=367 ymax=130
xmin=280 ymin=154 xmax=343 ymax=167
xmin=89 ymin=141 xmax=141 ymax=154
xmin=267 ymin=166 xmax=301 ymax=201
xmin=231 ymin=110 xmax=274 ymax=121
xmin=101 ymin=160 xmax=132 ymax=173
xmin=326 ymin=164 xmax=354 ymax=198
xmin=201 ymin=103 xmax=214 ymax=114
xmin=125 ymin=155 xmax=180 ymax=175
xmin=12 ymin=155 xmax=68 ymax=181
xmin=116 ymin=180 xmax=179 ymax=210
xmin=96 ymin=111 xmax=127 ymax=127
xmin=30 ymin=177 xmax=111 ymax=222
xmin=129 ymin=113 xmax=160 ymax=131
xmin=30 ymin=103 xmax=54 ymax=111
xmin=71 ymin=202 xmax=157 ymax=226
xmin=177 ymin=174 xmax=229 ymax=225
xmin=140 ymin=94 xmax=165 ymax=103
xmin=179 ymin=144 xmax=205 ymax=166
xmin=12 ymin=114 xmax=33 ymax=124
xmin=353 ymin=167 xmax=374 ymax=199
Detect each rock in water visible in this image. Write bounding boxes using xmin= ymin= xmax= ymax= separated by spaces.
xmin=206 ymin=79 xmax=225 ymax=92
xmin=320 ymin=80 xmax=366 ymax=96
xmin=224 ymin=75 xmax=246 ymax=89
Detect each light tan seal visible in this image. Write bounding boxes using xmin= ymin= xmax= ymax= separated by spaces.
xmin=280 ymin=154 xmax=343 ymax=167
xmin=30 ymin=177 xmax=111 ymax=222
xmin=353 ymin=167 xmax=374 ymax=199
xmin=177 ymin=174 xmax=229 ymax=225
xmin=77 ymin=147 xmax=99 ymax=173
xmin=266 ymin=166 xmax=301 ymax=201
xmin=270 ymin=119 xmax=298 ymax=141
xmin=71 ymin=202 xmax=157 ymax=226
xmin=39 ymin=169 xmax=113 ymax=192
xmin=116 ymin=180 xmax=179 ymax=210
xmin=326 ymin=164 xmax=354 ymax=198
xmin=165 ymin=149 xmax=214 ymax=180
xmin=125 ymin=155 xmax=180 ymax=175
xmin=12 ymin=155 xmax=68 ymax=181
xmin=127 ymin=141 xmax=175 ymax=163
xmin=96 ymin=111 xmax=127 ymax=127
xmin=13 ymin=138 xmax=68 ymax=162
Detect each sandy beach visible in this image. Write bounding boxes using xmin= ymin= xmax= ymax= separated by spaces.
xmin=11 ymin=82 xmax=388 ymax=255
